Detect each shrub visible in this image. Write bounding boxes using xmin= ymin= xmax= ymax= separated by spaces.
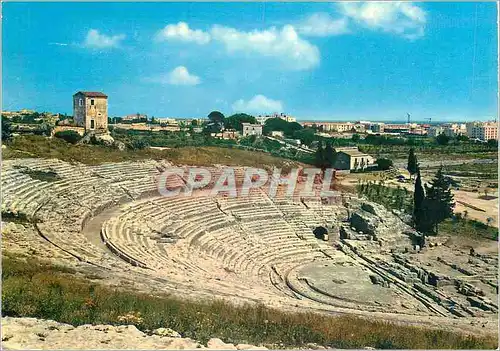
xmin=128 ymin=139 xmax=149 ymax=150
xmin=54 ymin=130 xmax=82 ymax=144
xmin=376 ymin=158 xmax=393 ymax=170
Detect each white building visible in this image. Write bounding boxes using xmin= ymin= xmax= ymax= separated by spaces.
xmin=428 ymin=126 xmax=444 ymax=137
xmin=442 ymin=123 xmax=466 ymax=137
xmin=256 ymin=113 xmax=296 ymax=125
xmin=242 ymin=123 xmax=263 ymax=137
xmin=270 ymin=130 xmax=284 ymax=138
xmin=332 ymin=147 xmax=375 ymax=171
xmin=466 ymin=121 xmax=498 ymax=141
xmin=156 ymin=118 xmax=179 ymax=125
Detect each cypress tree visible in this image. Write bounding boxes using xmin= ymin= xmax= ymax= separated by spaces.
xmin=413 ymin=170 xmax=427 ymax=232
xmin=324 ymin=142 xmax=335 ymax=168
xmin=407 ymin=148 xmax=419 ymax=180
xmin=315 ymin=141 xmax=325 ymax=170
xmin=424 ymin=166 xmax=455 ymax=234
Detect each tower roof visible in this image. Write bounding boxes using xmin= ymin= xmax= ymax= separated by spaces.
xmin=74 ymin=91 xmax=108 ymax=98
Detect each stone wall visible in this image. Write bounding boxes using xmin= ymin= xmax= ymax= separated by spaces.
xmin=52 ymin=126 xmax=86 ymax=136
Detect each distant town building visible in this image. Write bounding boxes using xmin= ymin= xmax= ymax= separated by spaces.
xmin=368 ymin=123 xmax=385 ymax=133
xmin=427 ymin=126 xmax=444 ymax=137
xmin=123 ymin=113 xmax=148 ymax=122
xmin=242 ymin=123 xmax=263 ymax=137
xmin=73 ymin=91 xmax=108 ymax=132
xmin=212 ymin=130 xmax=240 ymax=140
xmin=256 ymin=113 xmax=296 ymax=125
xmin=466 ymin=121 xmax=498 ymax=141
xmin=442 ymin=123 xmax=466 ymax=137
xmin=301 ymin=121 xmax=355 ymax=133
xmin=155 ymin=117 xmax=178 ymax=125
xmin=383 ymin=124 xmax=414 ymax=133
xmin=114 ymin=123 xmax=180 ymax=132
xmin=353 ymin=123 xmax=366 ymax=133
xmin=270 ymin=130 xmax=284 ymax=138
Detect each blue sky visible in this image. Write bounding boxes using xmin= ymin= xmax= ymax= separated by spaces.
xmin=3 ymin=2 xmax=498 ymax=122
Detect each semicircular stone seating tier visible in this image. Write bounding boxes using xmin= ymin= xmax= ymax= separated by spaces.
xmin=2 ymin=158 xmax=471 ymax=317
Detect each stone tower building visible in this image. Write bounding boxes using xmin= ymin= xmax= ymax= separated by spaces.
xmin=73 ymin=91 xmax=108 ymax=132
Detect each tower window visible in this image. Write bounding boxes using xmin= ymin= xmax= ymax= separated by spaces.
xmin=91 ymin=99 xmax=95 ymax=106
xmin=78 ymin=99 xmax=83 ymax=107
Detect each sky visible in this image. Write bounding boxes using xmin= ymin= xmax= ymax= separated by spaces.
xmin=3 ymin=2 xmax=498 ymax=122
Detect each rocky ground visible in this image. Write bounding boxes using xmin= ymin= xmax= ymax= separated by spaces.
xmin=1 ymin=317 xmax=270 ymax=350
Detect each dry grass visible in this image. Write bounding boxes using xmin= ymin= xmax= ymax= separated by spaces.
xmin=2 ymin=256 xmax=496 ymax=349
xmin=3 ymin=135 xmax=302 ymax=170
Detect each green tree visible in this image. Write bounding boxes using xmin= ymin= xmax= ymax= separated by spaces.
xmin=206 ymin=111 xmax=225 ymax=133
xmin=436 ymin=133 xmax=450 ymax=146
xmin=424 ymin=166 xmax=455 ymax=234
xmin=407 ymin=148 xmax=419 ymax=180
xmin=2 ymin=118 xmax=12 ymax=143
xmin=128 ymin=139 xmax=149 ymax=150
xmin=351 ymin=133 xmax=361 ymax=143
xmin=413 ymin=170 xmax=428 ymax=232
xmin=315 ymin=141 xmax=325 ymax=170
xmin=263 ymin=118 xmax=302 ymax=137
xmin=224 ymin=113 xmax=257 ymax=131
xmin=207 ymin=111 xmax=225 ymax=124
xmin=292 ymin=128 xmax=316 ymax=146
xmin=324 ymin=142 xmax=337 ymax=168
xmin=376 ymin=158 xmax=393 ymax=171
xmin=487 ymin=139 xmax=498 ymax=148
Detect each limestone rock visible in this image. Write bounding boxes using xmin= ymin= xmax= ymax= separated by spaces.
xmin=350 ymin=210 xmax=380 ymax=235
xmin=114 ymin=140 xmax=126 ymax=151
xmin=361 ymin=202 xmax=385 ymax=218
xmin=1 ymin=317 xmax=204 ymax=349
xmin=207 ymin=338 xmax=237 ymax=349
xmin=95 ymin=133 xmax=115 ymax=146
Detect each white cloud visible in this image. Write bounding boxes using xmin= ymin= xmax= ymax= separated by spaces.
xmin=155 ymin=22 xmax=211 ymax=44
xmin=150 ymin=66 xmax=201 ymax=86
xmin=83 ymin=29 xmax=126 ymax=48
xmin=210 ymin=25 xmax=319 ymax=70
xmin=232 ymin=95 xmax=283 ymax=114
xmin=338 ymin=2 xmax=426 ymax=39
xmin=298 ymin=13 xmax=349 ymax=37
xmin=154 ymin=23 xmax=319 ymax=69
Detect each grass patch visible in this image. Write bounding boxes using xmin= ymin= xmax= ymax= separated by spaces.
xmin=425 ymin=162 xmax=498 ymax=180
xmin=2 ymin=256 xmax=496 ymax=349
xmin=3 ymin=135 xmax=302 ymax=170
xmin=438 ymin=218 xmax=498 ymax=241
xmin=1 ymin=211 xmax=36 ymax=224
xmin=361 ymin=144 xmax=498 ymax=162
xmin=14 ymin=166 xmax=61 ymax=182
